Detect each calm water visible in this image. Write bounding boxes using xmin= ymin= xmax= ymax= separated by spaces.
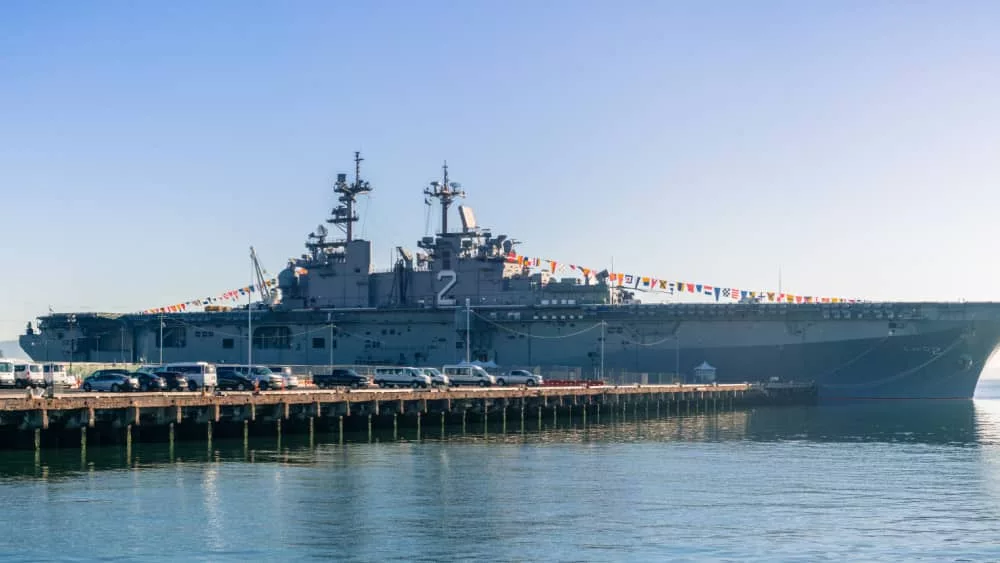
xmin=6 ymin=385 xmax=1000 ymax=561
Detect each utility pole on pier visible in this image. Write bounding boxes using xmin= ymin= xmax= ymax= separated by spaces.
xmin=249 ymin=247 xmax=254 ymax=367
xmin=465 ymin=298 xmax=471 ymax=364
xmin=158 ymin=313 xmax=163 ymax=365
xmin=600 ymin=320 xmax=605 ymax=381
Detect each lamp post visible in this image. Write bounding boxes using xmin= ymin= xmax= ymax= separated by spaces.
xmin=67 ymin=314 xmax=76 ymax=381
xmin=600 ymin=320 xmax=605 ymax=381
xmin=159 ymin=313 xmax=164 ymax=365
xmin=465 ymin=298 xmax=471 ymax=364
xmin=327 ymin=313 xmax=334 ymax=372
xmin=674 ymin=334 xmax=680 ymax=383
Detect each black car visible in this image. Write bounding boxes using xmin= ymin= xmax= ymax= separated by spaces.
xmin=313 ymin=368 xmax=369 ymax=389
xmin=132 ymin=372 xmax=166 ymax=392
xmin=156 ymin=371 xmax=189 ymax=392
xmin=216 ymin=367 xmax=255 ymax=391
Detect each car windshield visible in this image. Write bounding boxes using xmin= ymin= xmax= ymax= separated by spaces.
xmin=252 ymin=367 xmax=272 ymax=375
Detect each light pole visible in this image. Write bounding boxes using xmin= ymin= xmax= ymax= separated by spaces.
xmin=674 ymin=334 xmax=680 ymax=383
xmin=327 ymin=313 xmax=334 ymax=371
xmin=248 ymin=250 xmax=253 ymax=367
xmin=67 ymin=314 xmax=76 ymax=381
xmin=159 ymin=313 xmax=164 ymax=365
xmin=600 ymin=320 xmax=605 ymax=381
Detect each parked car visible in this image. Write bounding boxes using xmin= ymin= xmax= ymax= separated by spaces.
xmin=43 ymin=363 xmax=76 ymax=388
xmin=216 ymin=367 xmax=256 ymax=391
xmin=133 ymin=372 xmax=166 ymax=392
xmin=267 ymin=365 xmax=300 ymax=388
xmin=313 ymin=368 xmax=370 ymax=389
xmin=496 ymin=369 xmax=543 ymax=387
xmin=13 ymin=361 xmax=45 ymax=388
xmin=442 ymin=364 xmax=496 ymax=387
xmin=0 ymin=360 xmax=15 ymax=388
xmin=159 ymin=362 xmax=217 ymax=391
xmin=218 ymin=365 xmax=283 ymax=390
xmin=82 ymin=371 xmax=139 ymax=392
xmin=155 ymin=371 xmax=189 ymax=392
xmin=373 ymin=367 xmax=432 ymax=389
xmin=421 ymin=367 xmax=450 ymax=387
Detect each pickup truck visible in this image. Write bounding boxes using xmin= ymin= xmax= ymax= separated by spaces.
xmin=313 ymin=368 xmax=370 ymax=389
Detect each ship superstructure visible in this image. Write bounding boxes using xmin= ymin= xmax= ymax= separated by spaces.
xmin=19 ymin=154 xmax=1000 ymax=399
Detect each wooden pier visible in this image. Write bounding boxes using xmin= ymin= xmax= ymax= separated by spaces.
xmin=0 ymin=383 xmax=816 ymax=450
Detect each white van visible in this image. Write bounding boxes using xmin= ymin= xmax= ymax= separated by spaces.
xmin=160 ymin=362 xmax=217 ymax=391
xmin=442 ymin=364 xmax=496 ymax=387
xmin=420 ymin=367 xmax=450 ymax=387
xmin=0 ymin=360 xmax=16 ymax=388
xmin=13 ymin=361 xmax=44 ymax=388
xmin=373 ymin=367 xmax=432 ymax=389
xmin=43 ymin=363 xmax=75 ymax=387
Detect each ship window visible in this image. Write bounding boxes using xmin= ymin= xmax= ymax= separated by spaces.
xmin=156 ymin=327 xmax=186 ymax=348
xmin=312 ymin=337 xmax=325 ymax=349
xmin=222 ymin=338 xmax=234 ymax=349
xmin=253 ymin=326 xmax=291 ymax=350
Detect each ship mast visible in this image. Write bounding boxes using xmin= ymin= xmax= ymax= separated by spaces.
xmin=327 ymin=151 xmax=372 ymax=242
xmin=423 ymin=161 xmax=464 ymax=234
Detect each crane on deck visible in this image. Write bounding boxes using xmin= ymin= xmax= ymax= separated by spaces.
xmin=250 ymin=246 xmax=274 ymax=307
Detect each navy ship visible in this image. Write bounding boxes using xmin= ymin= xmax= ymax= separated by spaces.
xmin=19 ymin=154 xmax=1000 ymax=399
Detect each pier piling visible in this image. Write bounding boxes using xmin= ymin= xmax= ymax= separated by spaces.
xmin=0 ymin=383 xmax=812 ymax=450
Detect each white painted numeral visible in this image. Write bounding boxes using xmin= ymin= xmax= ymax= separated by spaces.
xmin=437 ymin=270 xmax=457 ymax=306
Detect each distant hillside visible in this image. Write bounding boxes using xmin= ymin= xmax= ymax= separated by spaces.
xmin=0 ymin=341 xmax=27 ymax=359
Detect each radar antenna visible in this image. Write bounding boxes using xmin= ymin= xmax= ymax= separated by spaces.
xmin=423 ymin=161 xmax=465 ymax=234
xmin=327 ymin=151 xmax=373 ymax=242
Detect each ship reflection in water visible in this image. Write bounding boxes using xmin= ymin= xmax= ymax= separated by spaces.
xmin=5 ymin=388 xmax=1000 ymax=560
xmin=4 ymin=391 xmax=1000 ymax=480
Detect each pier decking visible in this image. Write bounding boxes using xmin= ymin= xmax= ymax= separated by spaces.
xmin=0 ymin=383 xmax=816 ymax=450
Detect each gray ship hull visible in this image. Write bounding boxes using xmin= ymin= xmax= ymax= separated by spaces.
xmin=19 ymin=302 xmax=1000 ymax=400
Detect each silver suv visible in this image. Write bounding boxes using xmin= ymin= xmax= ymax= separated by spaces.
xmin=496 ymin=369 xmax=543 ymax=387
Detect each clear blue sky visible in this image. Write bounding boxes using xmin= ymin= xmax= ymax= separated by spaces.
xmin=2 ymin=1 xmax=1000 ymax=339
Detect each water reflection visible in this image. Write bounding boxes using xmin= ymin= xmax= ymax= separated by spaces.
xmin=3 ymin=396 xmax=1000 ymax=482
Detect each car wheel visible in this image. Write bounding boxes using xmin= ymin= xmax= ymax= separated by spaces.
xmin=83 ymin=383 xmax=92 ymax=392
xmin=411 ymin=381 xmax=420 ymax=389
xmin=478 ymin=381 xmax=487 ymax=387
xmin=351 ymin=381 xmax=360 ymax=389
xmin=188 ymin=380 xmax=198 ymax=392
xmin=497 ymin=378 xmax=506 ymax=386
xmin=259 ymin=382 xmax=269 ymax=391
xmin=140 ymin=383 xmax=148 ymax=392
xmin=526 ymin=379 xmax=536 ymax=387
xmin=110 ymin=383 xmax=121 ymax=392
xmin=236 ymin=383 xmax=246 ymax=391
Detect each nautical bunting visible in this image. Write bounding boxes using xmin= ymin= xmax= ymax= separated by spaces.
xmin=139 ymin=278 xmax=278 ymax=314
xmin=505 ymin=253 xmax=861 ymax=304
xmin=143 ymin=252 xmax=861 ymax=315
